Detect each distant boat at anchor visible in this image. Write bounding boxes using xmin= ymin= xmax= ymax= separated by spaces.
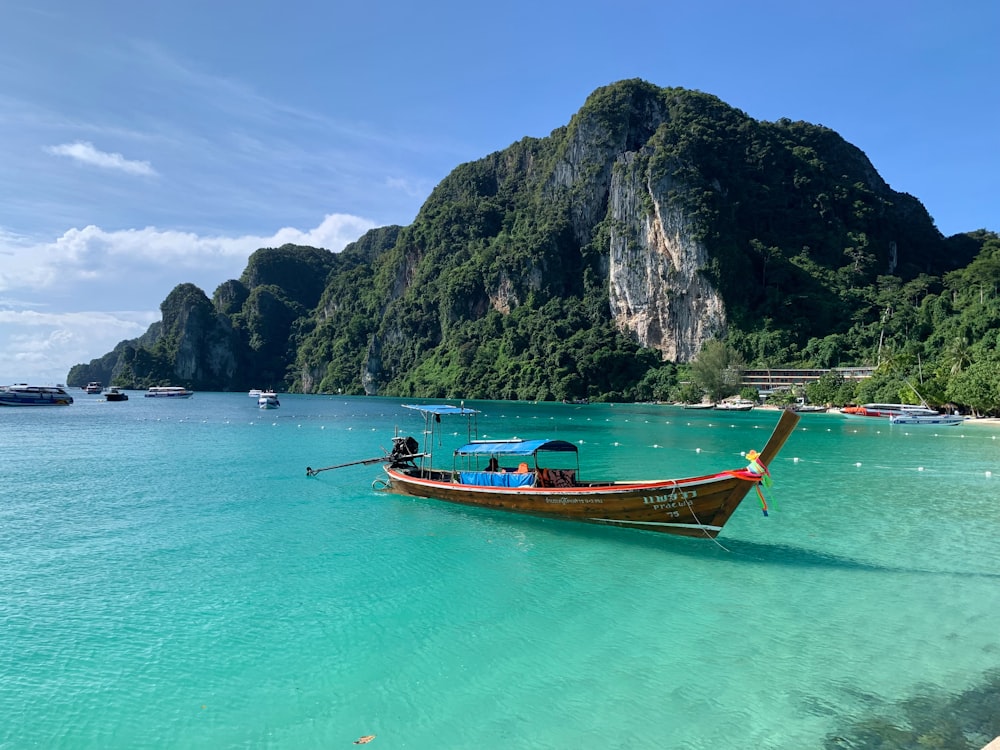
xmin=841 ymin=403 xmax=938 ymax=419
xmin=144 ymin=386 xmax=194 ymax=399
xmin=714 ymin=398 xmax=755 ymax=412
xmin=889 ymin=412 xmax=964 ymax=427
xmin=0 ymin=384 xmax=74 ymax=406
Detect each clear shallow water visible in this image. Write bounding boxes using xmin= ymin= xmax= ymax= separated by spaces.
xmin=2 ymin=394 xmax=999 ymax=749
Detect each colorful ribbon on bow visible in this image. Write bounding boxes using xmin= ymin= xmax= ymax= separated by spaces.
xmin=744 ymin=449 xmax=773 ymax=516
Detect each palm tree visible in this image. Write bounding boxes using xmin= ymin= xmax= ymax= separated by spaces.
xmin=943 ymin=336 xmax=973 ymax=376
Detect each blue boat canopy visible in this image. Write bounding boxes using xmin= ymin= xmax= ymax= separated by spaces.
xmin=402 ymin=404 xmax=480 ymax=416
xmin=455 ymin=439 xmax=578 ymax=457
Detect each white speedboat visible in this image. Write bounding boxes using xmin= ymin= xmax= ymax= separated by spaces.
xmin=841 ymin=403 xmax=938 ymax=418
xmin=84 ymin=381 xmax=103 ymax=394
xmin=714 ymin=398 xmax=755 ymax=412
xmin=144 ymin=386 xmax=194 ymax=398
xmin=258 ymin=391 xmax=280 ymax=409
xmin=889 ymin=412 xmax=964 ymax=427
xmin=0 ymin=384 xmax=74 ymax=406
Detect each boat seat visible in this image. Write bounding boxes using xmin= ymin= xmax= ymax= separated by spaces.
xmin=537 ymin=469 xmax=576 ymax=488
xmin=458 ymin=471 xmax=535 ymax=488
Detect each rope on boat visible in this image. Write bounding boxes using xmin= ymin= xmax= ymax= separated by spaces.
xmin=371 ymin=478 xmax=389 ymax=491
xmin=674 ymin=479 xmax=731 ymax=552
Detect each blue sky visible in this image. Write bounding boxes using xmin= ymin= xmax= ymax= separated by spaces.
xmin=1 ymin=1 xmax=997 ymax=385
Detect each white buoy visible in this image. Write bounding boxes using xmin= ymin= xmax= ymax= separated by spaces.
xmin=793 ymin=457 xmax=800 ymax=463
xmin=855 ymin=462 xmax=862 ymax=467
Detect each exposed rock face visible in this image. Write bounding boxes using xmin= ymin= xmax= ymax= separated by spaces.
xmin=361 ymin=336 xmax=382 ymax=396
xmin=607 ymin=152 xmax=726 ymax=360
xmin=69 ymin=81 xmax=963 ymax=398
xmin=547 ymin=87 xmax=668 ymax=248
xmin=162 ymin=284 xmax=241 ymax=385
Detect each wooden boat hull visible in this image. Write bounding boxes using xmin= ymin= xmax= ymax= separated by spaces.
xmin=383 ymin=410 xmax=800 ymax=539
xmin=387 ymin=468 xmax=762 ymax=537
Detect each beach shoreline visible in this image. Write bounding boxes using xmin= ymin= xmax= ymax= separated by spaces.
xmin=756 ymin=405 xmax=1000 ymax=427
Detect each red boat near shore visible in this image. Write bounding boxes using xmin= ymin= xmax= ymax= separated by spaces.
xmin=841 ymin=402 xmax=938 ymax=418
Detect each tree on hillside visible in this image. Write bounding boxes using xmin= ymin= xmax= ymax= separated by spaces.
xmin=946 ymin=359 xmax=1000 ymax=417
xmin=690 ymin=340 xmax=744 ymax=402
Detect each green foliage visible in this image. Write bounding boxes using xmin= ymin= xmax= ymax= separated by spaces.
xmin=946 ymin=358 xmax=1000 ymax=416
xmin=804 ymin=371 xmax=856 ymax=406
xmin=65 ymin=82 xmax=1000 ymax=414
xmin=689 ymin=340 xmax=745 ymax=402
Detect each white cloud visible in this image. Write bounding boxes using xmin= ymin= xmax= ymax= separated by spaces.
xmin=46 ymin=141 xmax=158 ymax=176
xmin=0 ymin=308 xmax=158 ymax=385
xmin=0 ymin=213 xmax=377 ymax=296
xmin=0 ymin=212 xmax=378 ymax=385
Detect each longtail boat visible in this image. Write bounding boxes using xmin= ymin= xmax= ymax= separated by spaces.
xmin=308 ymin=405 xmax=801 ymax=540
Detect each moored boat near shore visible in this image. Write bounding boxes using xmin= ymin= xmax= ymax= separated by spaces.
xmin=714 ymin=398 xmax=755 ymax=412
xmin=310 ymin=404 xmax=801 ymax=540
xmin=144 ymin=386 xmax=194 ymax=398
xmin=841 ymin=403 xmax=938 ymax=419
xmin=889 ymin=412 xmax=964 ymax=427
xmin=0 ymin=384 xmax=75 ymax=406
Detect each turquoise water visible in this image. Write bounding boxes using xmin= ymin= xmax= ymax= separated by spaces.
xmin=2 ymin=395 xmax=999 ymax=749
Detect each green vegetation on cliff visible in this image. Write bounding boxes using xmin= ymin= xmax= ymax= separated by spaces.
xmin=68 ymin=81 xmax=1000 ymax=413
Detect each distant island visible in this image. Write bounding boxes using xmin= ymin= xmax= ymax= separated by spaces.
xmin=68 ymin=79 xmax=1000 ymax=415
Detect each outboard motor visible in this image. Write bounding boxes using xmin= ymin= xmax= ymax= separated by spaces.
xmin=389 ymin=436 xmax=420 ymax=466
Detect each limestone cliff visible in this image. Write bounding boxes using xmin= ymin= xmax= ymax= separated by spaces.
xmin=70 ymin=80 xmax=971 ymax=402
xmin=159 ymin=283 xmax=241 ymax=385
xmin=607 ymin=152 xmax=726 ymax=361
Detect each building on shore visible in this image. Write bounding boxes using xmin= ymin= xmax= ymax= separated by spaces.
xmin=741 ymin=367 xmax=874 ymax=395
